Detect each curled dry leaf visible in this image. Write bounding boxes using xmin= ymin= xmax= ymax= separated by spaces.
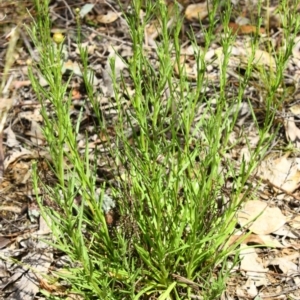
xmin=238 ymin=200 xmax=286 ymax=234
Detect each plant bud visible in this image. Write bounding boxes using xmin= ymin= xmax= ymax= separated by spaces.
xmin=53 ymin=32 xmax=64 ymax=44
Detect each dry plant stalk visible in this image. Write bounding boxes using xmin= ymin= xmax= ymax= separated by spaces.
xmin=0 ymin=98 xmax=13 ymax=181
xmin=0 ymin=25 xmax=20 ymax=181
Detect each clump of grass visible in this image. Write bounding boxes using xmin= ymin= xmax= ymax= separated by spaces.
xmin=27 ymin=0 xmax=299 ymax=299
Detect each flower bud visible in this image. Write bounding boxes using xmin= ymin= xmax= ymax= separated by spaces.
xmin=53 ymin=32 xmax=64 ymax=44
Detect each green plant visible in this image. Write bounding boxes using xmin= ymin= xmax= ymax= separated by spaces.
xmin=27 ymin=0 xmax=300 ymax=299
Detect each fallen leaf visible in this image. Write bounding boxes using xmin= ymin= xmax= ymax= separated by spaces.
xmin=27 ymin=119 xmax=44 ymax=145
xmin=145 ymin=3 xmax=183 ymax=45
xmin=2 ymin=241 xmax=53 ymax=299
xmin=228 ymin=233 xmax=284 ymax=248
xmin=97 ymin=11 xmax=121 ymax=24
xmin=0 ymin=98 xmax=13 ymax=134
xmin=174 ymin=55 xmax=198 ymax=80
xmin=75 ymin=42 xmax=96 ymax=55
xmin=4 ymin=147 xmax=34 ymax=170
xmin=61 ymin=60 xmax=82 ymax=76
xmin=238 ymin=200 xmax=286 ymax=234
xmin=185 ymin=2 xmax=211 ymax=21
xmin=12 ymin=80 xmax=31 ymax=89
xmin=4 ymin=126 xmax=20 ymax=147
xmin=257 ymin=153 xmax=300 ymax=193
xmin=0 ymin=98 xmax=14 ymax=182
xmin=103 ymin=46 xmax=127 ymax=95
xmin=79 ymin=3 xmax=95 ymax=18
xmin=266 ymin=253 xmax=299 ymax=275
xmin=284 ymin=115 xmax=300 ymax=148
xmin=244 ymin=48 xmax=276 ymax=70
xmin=289 ymin=215 xmax=300 ymax=230
xmin=272 ymin=225 xmax=299 ymax=238
xmin=0 ymin=237 xmax=12 ymax=249
xmin=292 ymin=37 xmax=300 ymax=59
xmin=289 ymin=104 xmax=300 ymax=116
xmin=228 ymin=22 xmax=265 ymax=35
xmin=240 ymin=246 xmax=268 ymax=286
xmin=71 ymin=88 xmax=82 ymax=100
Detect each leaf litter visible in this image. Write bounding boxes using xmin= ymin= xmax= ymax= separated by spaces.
xmin=1 ymin=0 xmax=300 ymax=299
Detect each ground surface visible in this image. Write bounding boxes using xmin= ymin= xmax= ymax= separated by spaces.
xmin=1 ymin=0 xmax=300 ymax=299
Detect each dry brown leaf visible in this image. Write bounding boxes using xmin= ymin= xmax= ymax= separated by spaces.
xmin=75 ymin=42 xmax=96 ymax=55
xmin=0 ymin=205 xmax=22 ymax=213
xmin=244 ymin=48 xmax=276 ymax=70
xmin=26 ymin=119 xmax=44 ymax=145
xmin=292 ymin=37 xmax=300 ymax=59
xmin=62 ymin=60 xmax=82 ymax=76
xmin=4 ymin=126 xmax=20 ymax=147
xmin=266 ymin=253 xmax=299 ymax=275
xmin=284 ymin=115 xmax=300 ymax=148
xmin=290 ymin=103 xmax=300 ymax=116
xmin=96 ymin=11 xmax=121 ymax=24
xmin=228 ymin=233 xmax=284 ymax=248
xmin=289 ymin=215 xmax=300 ymax=229
xmin=215 ymin=45 xmax=276 ymax=71
xmin=240 ymin=247 xmax=268 ymax=286
xmin=145 ymin=3 xmax=183 ymax=45
xmin=36 ymin=215 xmax=52 ymax=235
xmin=39 ymin=277 xmax=66 ymax=293
xmin=0 ymin=98 xmax=13 ymax=134
xmin=8 ymin=161 xmax=31 ymax=184
xmin=4 ymin=247 xmax=53 ymax=299
xmin=11 ymin=80 xmax=31 ymax=89
xmin=174 ymin=56 xmax=198 ymax=80
xmin=257 ymin=154 xmax=300 ymax=193
xmin=273 ymin=225 xmax=299 ymax=238
xmin=238 ymin=200 xmax=286 ymax=234
xmin=103 ymin=46 xmax=127 ymax=94
xmin=4 ymin=147 xmax=34 ymax=170
xmin=243 ymin=278 xmax=258 ymax=297
xmin=145 ymin=19 xmax=161 ymax=42
xmin=185 ymin=2 xmax=211 ymax=21
xmin=0 ymin=98 xmax=14 ymax=182
xmin=0 ymin=237 xmax=12 ymax=249
xmin=71 ymin=89 xmax=82 ymax=100
xmin=228 ymin=22 xmax=265 ymax=35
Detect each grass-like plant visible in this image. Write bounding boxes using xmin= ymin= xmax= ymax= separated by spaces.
xmin=27 ymin=0 xmax=299 ymax=299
